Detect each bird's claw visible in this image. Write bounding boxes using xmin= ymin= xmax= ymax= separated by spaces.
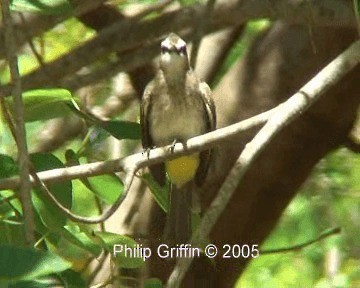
xmin=142 ymin=147 xmax=153 ymax=159
xmin=169 ymin=139 xmax=187 ymax=153
xmin=169 ymin=139 xmax=179 ymax=153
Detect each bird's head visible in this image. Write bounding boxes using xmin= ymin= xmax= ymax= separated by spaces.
xmin=160 ymin=33 xmax=190 ymax=80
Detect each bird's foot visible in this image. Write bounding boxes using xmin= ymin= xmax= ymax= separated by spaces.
xmin=142 ymin=147 xmax=154 ymax=159
xmin=169 ymin=139 xmax=187 ymax=153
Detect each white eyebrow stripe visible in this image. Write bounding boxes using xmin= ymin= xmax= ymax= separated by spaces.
xmin=176 ymin=38 xmax=186 ymax=50
xmin=161 ymin=37 xmax=171 ymax=48
xmin=160 ymin=34 xmax=188 ymax=55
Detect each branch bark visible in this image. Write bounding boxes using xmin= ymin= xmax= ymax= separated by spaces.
xmin=0 ymin=107 xmax=274 ymax=191
xmin=1 ymin=0 xmax=35 ymax=245
xmin=0 ymin=0 xmax=108 ymax=59
xmin=0 ymin=0 xmax=356 ymax=97
xmin=167 ymin=39 xmax=360 ymax=287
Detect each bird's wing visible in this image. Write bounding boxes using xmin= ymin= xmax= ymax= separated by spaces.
xmin=199 ymin=81 xmax=216 ymax=131
xmin=196 ymin=81 xmax=216 ymax=186
xmin=140 ymin=80 xmax=166 ymax=186
xmin=140 ymin=82 xmax=154 ymax=149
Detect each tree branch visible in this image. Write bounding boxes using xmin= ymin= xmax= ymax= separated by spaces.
xmin=190 ymin=0 xmax=216 ymax=68
xmin=1 ymin=0 xmax=35 ymax=245
xmin=0 ymin=0 xmax=108 ymax=59
xmin=344 ymin=136 xmax=360 ymax=153
xmin=0 ymin=0 xmax=356 ymax=97
xmin=261 ymin=227 xmax=341 ymax=254
xmin=166 ymin=39 xmax=360 ymax=287
xmin=0 ymin=106 xmax=274 ymax=223
xmin=0 ymin=107 xmax=274 ymax=191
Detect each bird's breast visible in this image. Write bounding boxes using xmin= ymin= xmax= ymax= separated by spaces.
xmin=150 ymin=95 xmax=206 ymax=146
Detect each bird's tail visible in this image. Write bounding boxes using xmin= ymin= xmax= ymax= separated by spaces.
xmin=164 ymin=182 xmax=192 ymax=245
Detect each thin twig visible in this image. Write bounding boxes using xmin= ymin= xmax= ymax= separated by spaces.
xmin=0 ymin=35 xmax=359 ymax=228
xmin=261 ymin=227 xmax=341 ymax=254
xmin=130 ymin=0 xmax=174 ymax=20
xmin=0 ymin=107 xmax=274 ymax=190
xmin=0 ymin=0 xmax=355 ymax=97
xmin=1 ymin=0 xmax=35 ymax=245
xmin=0 ymin=107 xmax=274 ymax=223
xmin=19 ymin=13 xmax=45 ymax=67
xmin=166 ymin=40 xmax=360 ymax=287
xmin=0 ymin=0 xmax=107 ymax=59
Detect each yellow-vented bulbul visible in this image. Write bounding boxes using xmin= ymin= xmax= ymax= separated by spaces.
xmin=141 ymin=33 xmax=216 ymax=244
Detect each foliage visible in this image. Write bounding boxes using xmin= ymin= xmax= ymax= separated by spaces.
xmin=238 ymin=149 xmax=360 ymax=288
xmin=0 ymin=1 xmax=358 ymax=287
xmin=10 ymin=0 xmax=73 ymax=15
xmin=0 ymin=19 xmax=142 ymax=284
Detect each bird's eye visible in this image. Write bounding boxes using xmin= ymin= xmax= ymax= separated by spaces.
xmin=178 ymin=45 xmax=187 ymax=55
xmin=161 ymin=45 xmax=171 ymax=53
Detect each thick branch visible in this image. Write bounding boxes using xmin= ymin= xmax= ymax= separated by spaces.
xmin=0 ymin=0 xmax=356 ymax=96
xmin=166 ymin=39 xmax=360 ymax=287
xmin=0 ymin=108 xmax=274 ymax=190
xmin=0 ymin=107 xmax=271 ymax=223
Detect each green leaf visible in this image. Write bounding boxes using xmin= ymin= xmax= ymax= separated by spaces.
xmin=0 ymin=155 xmax=22 ymax=218
xmin=0 ymin=244 xmax=71 ymax=282
xmin=101 ymin=120 xmax=141 ymax=140
xmin=59 ymin=269 xmax=86 ymax=288
xmin=30 ymin=153 xmax=72 ymax=229
xmin=67 ymin=104 xmax=141 ymax=140
xmin=142 ymin=173 xmax=169 ymax=213
xmin=5 ymin=89 xmax=74 ymax=122
xmin=8 ymin=278 xmax=62 ymax=288
xmin=65 ymin=150 xmax=123 ymax=204
xmin=94 ymin=231 xmax=144 ymax=269
xmin=71 ymin=180 xmax=100 ymax=217
xmin=144 ymin=278 xmax=163 ymax=288
xmin=0 ymin=154 xmax=18 ymax=179
xmin=85 ymin=174 xmax=123 ymax=204
xmin=10 ymin=0 xmax=73 ymax=15
xmin=61 ymin=225 xmax=101 ymax=257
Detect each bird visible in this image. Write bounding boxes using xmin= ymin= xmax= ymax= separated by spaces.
xmin=140 ymin=33 xmax=216 ymax=244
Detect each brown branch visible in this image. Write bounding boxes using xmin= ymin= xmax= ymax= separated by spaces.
xmin=0 ymin=106 xmax=274 ymax=223
xmin=344 ymin=136 xmax=360 ymax=153
xmin=60 ymin=41 xmax=160 ymax=92
xmin=19 ymin=13 xmax=45 ymax=67
xmin=1 ymin=0 xmax=35 ymax=245
xmin=190 ymin=0 xmax=217 ymax=68
xmin=353 ymin=0 xmax=360 ymax=37
xmin=0 ymin=107 xmax=274 ymax=191
xmin=261 ymin=227 xmax=341 ymax=254
xmin=166 ymin=39 xmax=360 ymax=287
xmin=0 ymin=8 xmax=185 ymax=96
xmin=0 ymin=0 xmax=356 ymax=97
xmin=195 ymin=25 xmax=245 ymax=84
xmin=0 ymin=0 xmax=108 ymax=59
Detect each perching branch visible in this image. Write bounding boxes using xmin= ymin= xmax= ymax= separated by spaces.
xmin=0 ymin=107 xmax=274 ymax=223
xmin=0 ymin=41 xmax=358 ymax=228
xmin=261 ymin=227 xmax=341 ymax=254
xmin=0 ymin=107 xmax=274 ymax=190
xmin=166 ymin=39 xmax=360 ymax=287
xmin=1 ymin=0 xmax=35 ymax=245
